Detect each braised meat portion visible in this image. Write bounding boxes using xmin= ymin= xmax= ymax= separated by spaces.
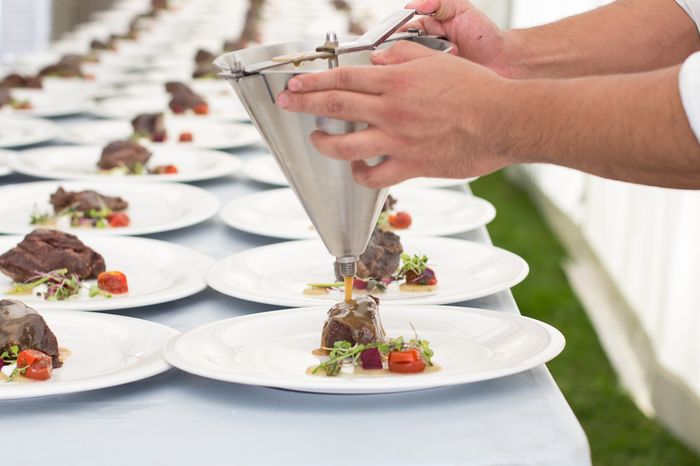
xmin=164 ymin=81 xmax=206 ymax=112
xmin=50 ymin=187 xmax=128 ymax=213
xmin=321 ymin=295 xmax=385 ymax=348
xmin=131 ymin=113 xmax=166 ymax=141
xmin=0 ymin=73 xmax=42 ymax=89
xmin=194 ymin=49 xmax=216 ymax=65
xmin=0 ymin=300 xmax=61 ymax=368
xmin=98 ymin=140 xmax=152 ymax=171
xmin=382 ymin=194 xmax=397 ymax=212
xmin=0 ymin=88 xmax=11 ymax=108
xmin=0 ymin=229 xmax=105 ymax=283
xmin=357 ymin=228 xmax=403 ymax=279
xmin=192 ymin=63 xmax=217 ymax=79
xmin=39 ymin=55 xmax=84 ymax=78
xmin=90 ymin=38 xmax=116 ymax=51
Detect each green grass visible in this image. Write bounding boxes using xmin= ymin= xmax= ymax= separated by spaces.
xmin=471 ymin=171 xmax=700 ymax=466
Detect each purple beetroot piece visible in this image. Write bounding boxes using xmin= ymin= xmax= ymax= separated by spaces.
xmin=360 ymin=347 xmax=383 ymax=370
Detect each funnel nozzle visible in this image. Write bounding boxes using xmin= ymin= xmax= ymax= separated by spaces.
xmin=336 ymin=256 xmax=358 ymax=278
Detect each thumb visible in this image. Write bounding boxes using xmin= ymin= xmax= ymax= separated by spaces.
xmin=406 ymin=0 xmax=468 ymax=20
xmin=371 ymin=41 xmax=437 ymax=65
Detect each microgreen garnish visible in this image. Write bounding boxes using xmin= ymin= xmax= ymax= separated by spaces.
xmin=398 ymin=254 xmax=429 ymax=277
xmin=8 ymin=269 xmax=112 ymax=301
xmin=312 ymin=330 xmax=434 ymax=377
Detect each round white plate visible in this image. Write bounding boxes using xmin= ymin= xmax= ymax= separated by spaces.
xmin=0 ymin=311 xmax=177 ymax=400
xmin=242 ymin=154 xmax=287 ymax=186
xmin=93 ymin=93 xmax=248 ymax=121
xmin=0 ymin=150 xmax=14 ymax=177
xmin=0 ymin=116 xmax=61 ymax=148
xmin=207 ymin=237 xmax=528 ymax=307
xmin=61 ymin=117 xmax=260 ymax=149
xmin=0 ymin=181 xmax=220 ymax=236
xmin=220 ymin=187 xmax=496 ymax=239
xmin=2 ymin=89 xmax=94 ymax=118
xmin=0 ymin=235 xmax=213 ymax=311
xmin=163 ymin=304 xmax=565 ymax=394
xmin=11 ymin=145 xmax=241 ymax=183
xmin=241 ymin=155 xmax=478 ymax=189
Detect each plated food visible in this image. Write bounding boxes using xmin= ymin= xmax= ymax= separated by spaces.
xmin=1 ymin=300 xmax=63 ymax=382
xmin=12 ymin=145 xmax=241 ymax=183
xmin=219 ymin=187 xmax=495 ymax=239
xmin=1 ymin=308 xmax=177 ymax=399
xmin=162 ymin=304 xmax=565 ymax=394
xmin=61 ymin=115 xmax=259 ymax=149
xmin=206 ymin=236 xmax=529 ymax=307
xmin=0 ymin=234 xmax=212 ymax=311
xmin=0 ymin=181 xmax=219 ymax=236
xmin=92 ymin=92 xmax=247 ymax=121
xmin=312 ymin=296 xmax=436 ymax=377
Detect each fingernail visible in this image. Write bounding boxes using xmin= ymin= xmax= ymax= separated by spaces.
xmin=277 ymin=92 xmax=289 ymax=108
xmin=288 ymin=78 xmax=302 ymax=92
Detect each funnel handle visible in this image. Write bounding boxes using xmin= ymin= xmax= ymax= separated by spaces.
xmin=335 ymin=9 xmax=416 ymax=54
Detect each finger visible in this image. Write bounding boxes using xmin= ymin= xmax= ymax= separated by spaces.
xmin=310 ymin=127 xmax=393 ymax=162
xmin=371 ymin=40 xmax=438 ymax=65
xmin=351 ymin=157 xmax=412 ymax=189
xmin=277 ymin=90 xmax=383 ymax=124
xmin=405 ymin=0 xmax=440 ymax=15
xmin=286 ymin=66 xmax=390 ymax=94
xmin=407 ymin=0 xmax=469 ymax=20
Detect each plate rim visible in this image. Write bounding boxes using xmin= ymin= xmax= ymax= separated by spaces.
xmin=219 ymin=186 xmax=496 ymax=239
xmin=162 ymin=304 xmax=565 ymax=394
xmin=9 ymin=145 xmax=241 ymax=183
xmin=0 ymin=234 xmax=214 ymax=311
xmin=205 ymin=236 xmax=530 ymax=307
xmin=0 ymin=310 xmax=178 ymax=400
xmin=0 ymin=180 xmax=221 ymax=236
xmin=0 ymin=116 xmax=61 ymax=148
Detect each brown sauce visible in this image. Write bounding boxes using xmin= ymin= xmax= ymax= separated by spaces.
xmin=343 ymin=276 xmax=353 ymax=303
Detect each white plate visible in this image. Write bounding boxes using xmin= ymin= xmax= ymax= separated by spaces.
xmin=242 ymin=155 xmax=478 ymax=188
xmin=0 ymin=181 xmax=220 ymax=236
xmin=93 ymin=93 xmax=248 ymax=121
xmin=61 ymin=117 xmax=260 ymax=149
xmin=206 ymin=237 xmax=528 ymax=307
xmin=0 ymin=235 xmax=213 ymax=311
xmin=220 ymin=187 xmax=496 ymax=239
xmin=11 ymin=145 xmax=241 ymax=183
xmin=242 ymin=154 xmax=287 ymax=186
xmin=0 ymin=116 xmax=61 ymax=148
xmin=2 ymin=89 xmax=94 ymax=118
xmin=0 ymin=311 xmax=177 ymax=400
xmin=163 ymin=305 xmax=565 ymax=394
xmin=0 ymin=150 xmax=13 ymax=176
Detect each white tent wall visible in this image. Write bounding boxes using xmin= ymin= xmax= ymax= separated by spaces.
xmin=510 ymin=0 xmax=700 ymax=454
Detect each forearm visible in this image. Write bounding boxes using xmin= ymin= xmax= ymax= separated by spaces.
xmin=503 ymin=66 xmax=700 ymax=188
xmin=504 ymin=0 xmax=700 ymax=79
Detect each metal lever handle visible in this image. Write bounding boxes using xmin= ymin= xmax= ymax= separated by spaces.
xmin=332 ymin=9 xmax=417 ymax=54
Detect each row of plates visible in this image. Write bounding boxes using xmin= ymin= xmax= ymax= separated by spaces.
xmin=2 ymin=305 xmax=563 ymax=399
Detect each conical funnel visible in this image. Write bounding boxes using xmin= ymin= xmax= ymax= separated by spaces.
xmin=215 ymin=23 xmax=452 ymax=276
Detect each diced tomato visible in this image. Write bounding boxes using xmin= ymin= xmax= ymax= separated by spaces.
xmin=193 ymin=102 xmax=209 ymax=115
xmin=170 ymin=103 xmax=185 ymax=114
xmin=98 ymin=271 xmax=129 ymax=294
xmin=388 ymin=212 xmax=412 ymax=229
xmin=152 ymin=131 xmax=167 ymax=142
xmin=16 ymin=349 xmax=51 ymax=369
xmin=162 ymin=164 xmax=178 ymax=174
xmin=179 ymin=131 xmax=193 ymax=142
xmin=84 ymin=73 xmax=95 ymax=80
xmin=388 ymin=348 xmax=426 ymax=374
xmin=24 ymin=359 xmax=52 ymax=381
xmin=107 ymin=212 xmax=130 ymax=227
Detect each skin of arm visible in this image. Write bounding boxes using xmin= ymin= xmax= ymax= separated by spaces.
xmin=405 ymin=0 xmax=700 ymax=78
xmin=277 ymin=41 xmax=700 ymax=189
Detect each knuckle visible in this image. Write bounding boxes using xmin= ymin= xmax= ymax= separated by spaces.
xmin=334 ymin=68 xmax=349 ymax=89
xmin=335 ymin=138 xmax=356 ymax=159
xmin=325 ymin=92 xmax=344 ymax=115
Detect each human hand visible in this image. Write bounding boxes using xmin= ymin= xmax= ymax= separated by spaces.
xmin=403 ymin=0 xmax=513 ymax=77
xmin=276 ymin=41 xmax=518 ymax=189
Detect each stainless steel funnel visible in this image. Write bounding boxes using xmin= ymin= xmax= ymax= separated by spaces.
xmin=215 ymin=12 xmax=452 ymax=277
